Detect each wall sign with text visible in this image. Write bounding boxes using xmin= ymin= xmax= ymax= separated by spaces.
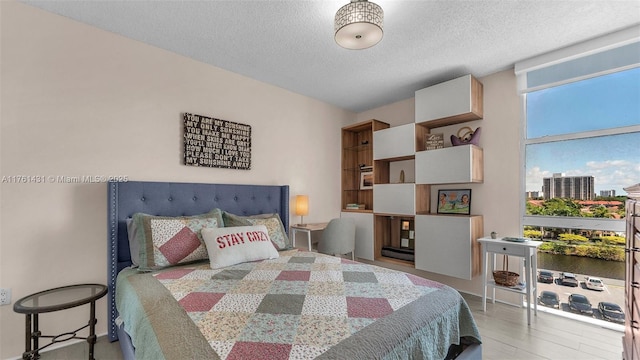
xmin=183 ymin=113 xmax=251 ymax=170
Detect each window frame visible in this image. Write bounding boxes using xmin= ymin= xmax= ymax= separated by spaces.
xmin=520 ymin=67 xmax=639 ymax=234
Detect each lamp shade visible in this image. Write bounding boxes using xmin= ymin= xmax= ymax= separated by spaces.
xmin=294 ymin=195 xmax=309 ymax=216
xmin=334 ymin=0 xmax=383 ymax=50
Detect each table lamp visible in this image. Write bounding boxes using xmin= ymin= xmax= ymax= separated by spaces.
xmin=295 ymin=195 xmax=309 ymax=226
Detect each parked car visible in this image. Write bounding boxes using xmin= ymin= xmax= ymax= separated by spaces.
xmin=568 ymin=294 xmax=593 ymax=315
xmin=598 ymin=302 xmax=624 ymax=324
xmin=559 ymin=272 xmax=579 ymax=287
xmin=537 ymin=290 xmax=560 ymax=308
xmin=537 ymin=270 xmax=554 ymax=283
xmin=585 ymin=276 xmax=605 ymax=291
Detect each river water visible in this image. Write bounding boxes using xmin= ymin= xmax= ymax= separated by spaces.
xmin=537 ymin=252 xmax=624 ymax=280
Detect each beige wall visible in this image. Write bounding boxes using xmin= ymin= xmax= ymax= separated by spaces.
xmin=0 ymin=2 xmax=352 ymax=357
xmin=1 ymin=2 xmax=525 ymax=358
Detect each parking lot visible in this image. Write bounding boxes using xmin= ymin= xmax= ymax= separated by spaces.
xmin=536 ymin=269 xmax=624 ymax=323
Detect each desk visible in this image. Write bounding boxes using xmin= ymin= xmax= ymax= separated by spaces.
xmin=290 ymin=223 xmax=328 ymax=250
xmin=478 ymin=237 xmax=542 ymax=325
xmin=13 ymin=283 xmax=108 ymax=360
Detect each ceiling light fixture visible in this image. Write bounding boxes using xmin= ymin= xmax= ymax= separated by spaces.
xmin=334 ymin=0 xmax=384 ymax=50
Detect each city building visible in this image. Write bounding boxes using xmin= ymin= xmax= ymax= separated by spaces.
xmin=542 ymin=173 xmax=595 ymax=200
xmin=526 ymin=191 xmax=541 ymax=198
xmin=600 ymin=189 xmax=616 ymax=197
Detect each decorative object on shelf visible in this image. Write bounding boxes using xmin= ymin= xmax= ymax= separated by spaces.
xmin=451 ymin=126 xmax=481 ymax=146
xmin=399 ymin=169 xmax=405 ymax=183
xmin=346 ymin=203 xmax=366 ymax=210
xmin=493 ymin=255 xmax=520 ymax=286
xmin=503 ymin=237 xmax=530 ymax=243
xmin=360 ymin=171 xmax=373 ymax=190
xmin=295 ymin=195 xmax=309 ymax=226
xmin=425 ymin=133 xmax=444 ymax=150
xmin=334 ymin=0 xmax=384 ymax=50
xmin=401 ymin=220 xmax=410 ymax=230
xmin=490 ymin=231 xmax=497 ymax=239
xmin=436 ymin=189 xmax=471 ymax=215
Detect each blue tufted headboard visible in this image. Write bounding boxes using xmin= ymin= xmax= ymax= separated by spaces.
xmin=107 ymin=181 xmax=289 ymax=341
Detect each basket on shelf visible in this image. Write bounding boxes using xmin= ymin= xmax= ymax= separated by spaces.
xmin=492 ymin=254 xmax=519 ymax=286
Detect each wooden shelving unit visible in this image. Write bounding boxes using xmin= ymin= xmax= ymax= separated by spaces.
xmin=342 ymin=75 xmax=485 ymax=274
xmin=341 ymin=119 xmax=389 ymax=212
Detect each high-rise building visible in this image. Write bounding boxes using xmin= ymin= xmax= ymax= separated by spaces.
xmin=600 ymin=189 xmax=616 ymax=197
xmin=526 ymin=191 xmax=540 ymax=198
xmin=542 ymin=173 xmax=594 ymax=200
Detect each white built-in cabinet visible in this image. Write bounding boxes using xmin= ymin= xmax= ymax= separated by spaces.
xmin=414 ymin=215 xmax=483 ymax=280
xmin=340 ymin=211 xmax=375 ymax=261
xmin=415 ymin=74 xmax=483 ymax=127
xmin=415 ymin=145 xmax=483 ymax=184
xmin=373 ymin=124 xmax=417 ymax=216
xmin=341 ymin=75 xmax=484 ymax=277
xmin=373 ymin=124 xmax=415 ymax=160
xmin=413 ymin=75 xmax=484 ymax=279
xmin=373 ymin=183 xmax=415 ymax=215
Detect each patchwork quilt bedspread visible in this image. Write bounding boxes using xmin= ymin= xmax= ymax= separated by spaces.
xmin=116 ymin=250 xmax=481 ymax=360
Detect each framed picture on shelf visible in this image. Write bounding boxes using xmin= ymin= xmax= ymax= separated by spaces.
xmin=425 ymin=133 xmax=444 ymax=150
xmin=436 ymin=189 xmax=471 ymax=215
xmin=360 ymin=171 xmax=373 ymax=190
xmin=401 ymin=220 xmax=410 ymax=230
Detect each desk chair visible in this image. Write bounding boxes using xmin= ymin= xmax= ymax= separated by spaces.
xmin=317 ymin=218 xmax=356 ymax=260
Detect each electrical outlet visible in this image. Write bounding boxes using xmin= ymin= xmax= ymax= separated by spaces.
xmin=0 ymin=288 xmax=11 ymax=305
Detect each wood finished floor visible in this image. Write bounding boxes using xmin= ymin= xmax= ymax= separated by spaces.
xmin=37 ymin=293 xmax=622 ymax=360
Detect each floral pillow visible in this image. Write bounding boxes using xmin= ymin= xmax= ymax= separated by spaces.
xmin=222 ymin=212 xmax=290 ymax=250
xmin=202 ymin=225 xmax=279 ymax=269
xmin=131 ymin=209 xmax=224 ymax=271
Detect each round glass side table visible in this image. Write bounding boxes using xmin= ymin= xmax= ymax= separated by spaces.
xmin=13 ymin=284 xmax=108 ymax=360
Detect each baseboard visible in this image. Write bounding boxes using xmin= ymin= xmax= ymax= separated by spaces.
xmin=6 ymin=332 xmax=110 ymax=360
xmin=458 ymin=289 xmax=524 ymax=308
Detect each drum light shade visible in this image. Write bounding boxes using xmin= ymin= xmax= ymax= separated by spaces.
xmin=335 ymin=0 xmax=384 ymax=50
xmin=295 ymin=195 xmax=309 ymax=225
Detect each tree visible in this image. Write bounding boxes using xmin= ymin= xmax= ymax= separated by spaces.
xmin=601 ymin=235 xmax=625 ymax=246
xmin=526 ymin=201 xmax=544 ymax=215
xmin=524 ymin=229 xmax=543 ymax=239
xmin=590 ymin=205 xmax=613 ymax=218
xmin=542 ymin=198 xmax=582 ymax=217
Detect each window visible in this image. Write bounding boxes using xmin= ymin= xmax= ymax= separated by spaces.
xmin=516 ymin=29 xmax=639 ymax=322
xmin=523 ymin=64 xmax=639 ymax=230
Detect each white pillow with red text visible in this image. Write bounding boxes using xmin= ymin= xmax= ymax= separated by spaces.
xmin=202 ymin=225 xmax=279 ymax=269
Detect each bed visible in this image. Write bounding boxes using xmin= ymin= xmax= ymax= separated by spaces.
xmin=107 ymin=180 xmax=481 ymax=359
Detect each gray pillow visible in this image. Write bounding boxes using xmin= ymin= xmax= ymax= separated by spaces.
xmin=222 ymin=212 xmax=290 ymax=250
xmin=126 ymin=217 xmax=141 ymax=266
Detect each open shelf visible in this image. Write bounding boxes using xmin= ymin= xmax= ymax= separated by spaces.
xmin=486 ymin=280 xmax=534 ymax=295
xmin=374 ymin=214 xmax=415 ymax=265
xmin=341 ymin=120 xmax=389 ymax=213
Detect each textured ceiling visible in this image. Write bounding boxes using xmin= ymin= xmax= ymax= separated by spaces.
xmin=21 ymin=0 xmax=640 ymax=113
